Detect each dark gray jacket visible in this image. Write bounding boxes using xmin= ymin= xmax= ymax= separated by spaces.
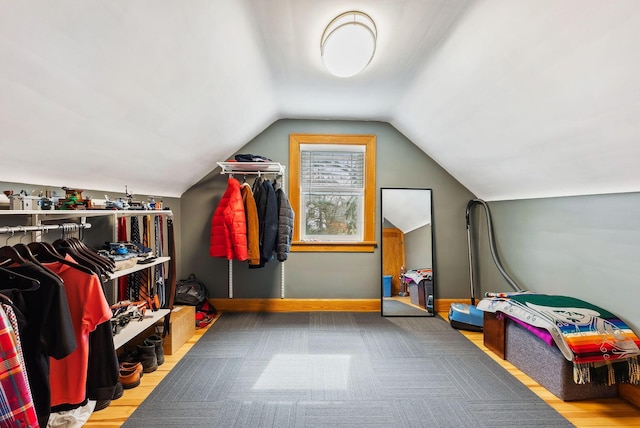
xmin=276 ymin=187 xmax=294 ymax=261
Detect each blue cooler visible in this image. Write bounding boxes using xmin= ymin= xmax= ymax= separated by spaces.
xmin=383 ymin=275 xmax=392 ymax=297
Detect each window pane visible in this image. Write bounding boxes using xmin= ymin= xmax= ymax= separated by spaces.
xmin=301 ymin=150 xmax=364 ymax=192
xmin=300 ymin=145 xmax=365 ymax=242
xmin=302 ymin=193 xmax=363 ymax=241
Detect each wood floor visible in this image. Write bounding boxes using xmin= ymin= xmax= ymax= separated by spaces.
xmin=457 ymin=328 xmax=640 ymax=428
xmin=84 ymin=314 xmax=221 ymax=428
xmin=85 ymin=312 xmax=640 ymax=428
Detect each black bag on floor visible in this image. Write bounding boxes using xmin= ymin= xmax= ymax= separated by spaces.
xmin=174 ymin=274 xmax=208 ymax=306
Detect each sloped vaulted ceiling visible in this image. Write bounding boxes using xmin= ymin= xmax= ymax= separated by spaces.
xmin=1 ymin=0 xmax=639 ymax=200
xmin=0 ymin=0 xmax=278 ymax=197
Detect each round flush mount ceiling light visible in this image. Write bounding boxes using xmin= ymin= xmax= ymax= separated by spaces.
xmin=321 ymin=11 xmax=377 ymax=78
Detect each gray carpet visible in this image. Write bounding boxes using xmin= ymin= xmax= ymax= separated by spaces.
xmin=123 ymin=312 xmax=574 ymax=428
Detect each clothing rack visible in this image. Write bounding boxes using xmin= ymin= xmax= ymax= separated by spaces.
xmin=216 ymin=161 xmax=287 ymax=299
xmin=0 ymin=222 xmax=91 ymax=236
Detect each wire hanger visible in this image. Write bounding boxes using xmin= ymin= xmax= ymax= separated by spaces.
xmin=5 ymin=230 xmax=15 ymax=246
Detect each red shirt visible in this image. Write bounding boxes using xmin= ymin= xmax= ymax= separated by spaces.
xmin=46 ymin=256 xmax=112 ymax=407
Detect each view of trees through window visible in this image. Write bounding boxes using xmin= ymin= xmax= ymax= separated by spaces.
xmin=300 ymin=146 xmax=364 ymax=241
xmin=304 ymin=194 xmax=360 ymax=238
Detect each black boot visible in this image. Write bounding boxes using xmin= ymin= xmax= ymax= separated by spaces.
xmin=135 ymin=342 xmax=158 ymax=373
xmin=145 ymin=334 xmax=165 ymax=366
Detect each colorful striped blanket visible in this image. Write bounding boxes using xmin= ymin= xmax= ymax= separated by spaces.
xmin=478 ymin=293 xmax=640 ymax=385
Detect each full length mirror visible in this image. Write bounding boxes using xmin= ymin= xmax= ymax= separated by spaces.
xmin=381 ymin=188 xmax=435 ymax=316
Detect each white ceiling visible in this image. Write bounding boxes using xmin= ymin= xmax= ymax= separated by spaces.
xmin=1 ymin=0 xmax=639 ymax=200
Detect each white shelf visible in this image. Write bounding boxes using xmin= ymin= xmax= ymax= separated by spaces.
xmin=0 ymin=209 xmax=172 ymax=218
xmin=0 ymin=209 xmax=117 ymax=220
xmin=112 ymin=308 xmax=169 ymax=350
xmin=217 ymin=161 xmax=285 ymax=175
xmin=105 ymin=209 xmax=173 ymax=218
xmin=109 ymin=256 xmax=170 ymax=280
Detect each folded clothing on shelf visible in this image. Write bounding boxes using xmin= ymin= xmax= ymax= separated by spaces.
xmin=99 ymin=241 xmax=154 ymax=268
xmin=234 ymin=153 xmax=272 ymax=162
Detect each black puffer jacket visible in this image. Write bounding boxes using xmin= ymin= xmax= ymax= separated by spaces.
xmin=252 ymin=178 xmax=278 ymax=267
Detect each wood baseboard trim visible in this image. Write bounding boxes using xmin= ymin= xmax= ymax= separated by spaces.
xmin=435 ymin=298 xmax=469 ymax=313
xmin=208 ymin=298 xmax=470 ymax=314
xmin=209 ymin=298 xmax=380 ymax=312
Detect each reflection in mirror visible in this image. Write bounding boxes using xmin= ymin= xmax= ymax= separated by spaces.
xmin=381 ymin=188 xmax=435 ymax=317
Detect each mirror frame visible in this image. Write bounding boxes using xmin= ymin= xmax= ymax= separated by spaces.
xmin=380 ymin=187 xmax=436 ymax=317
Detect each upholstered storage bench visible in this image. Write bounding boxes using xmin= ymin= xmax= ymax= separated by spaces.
xmin=484 ymin=312 xmax=618 ymax=401
xmin=505 ymin=317 xmax=617 ymax=401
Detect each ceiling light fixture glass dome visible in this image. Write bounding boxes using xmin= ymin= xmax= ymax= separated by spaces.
xmin=321 ymin=11 xmax=377 ymax=78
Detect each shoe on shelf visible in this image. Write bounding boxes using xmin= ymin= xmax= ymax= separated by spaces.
xmin=119 ymin=367 xmax=141 ymax=389
xmin=135 ymin=342 xmax=158 ymax=373
xmin=144 ymin=334 xmax=165 ymax=366
xmin=121 ymin=342 xmax=158 ymax=373
xmin=94 ymin=399 xmax=110 ymax=412
xmin=112 ymin=381 xmax=124 ymax=400
xmin=119 ymin=361 xmax=143 ymax=378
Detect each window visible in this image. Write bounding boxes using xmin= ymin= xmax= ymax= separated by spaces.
xmin=289 ymin=133 xmax=376 ymax=252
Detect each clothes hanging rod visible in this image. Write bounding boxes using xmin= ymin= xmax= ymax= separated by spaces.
xmin=217 ymin=161 xmax=285 ymax=176
xmin=0 ymin=222 xmax=92 ymax=235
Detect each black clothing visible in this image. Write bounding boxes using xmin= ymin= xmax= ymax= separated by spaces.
xmin=0 ymin=262 xmax=76 ymax=428
xmin=86 ymin=318 xmax=119 ymax=402
xmin=251 ymin=178 xmax=278 ymax=268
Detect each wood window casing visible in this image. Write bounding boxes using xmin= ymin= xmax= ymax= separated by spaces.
xmin=289 ymin=133 xmax=377 ymax=253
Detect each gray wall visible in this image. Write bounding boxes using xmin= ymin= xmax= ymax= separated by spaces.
xmin=180 ymin=119 xmax=475 ymax=300
xmin=473 ymin=193 xmax=640 ymax=332
xmin=406 ymin=224 xmax=433 ymax=269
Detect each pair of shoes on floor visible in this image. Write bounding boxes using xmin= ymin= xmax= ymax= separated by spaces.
xmin=195 ymin=311 xmax=214 ymax=328
xmin=119 ymin=361 xmax=143 ymax=389
xmin=121 ymin=334 xmax=165 ymax=373
xmin=94 ymin=382 xmax=124 ymax=412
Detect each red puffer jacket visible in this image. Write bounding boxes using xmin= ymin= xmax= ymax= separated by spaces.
xmin=209 ymin=177 xmax=248 ymax=260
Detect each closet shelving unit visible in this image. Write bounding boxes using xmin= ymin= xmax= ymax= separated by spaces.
xmin=0 ymin=209 xmax=172 ymax=350
xmin=104 ymin=209 xmax=173 ymax=349
xmin=216 ymin=161 xmax=287 ymax=299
